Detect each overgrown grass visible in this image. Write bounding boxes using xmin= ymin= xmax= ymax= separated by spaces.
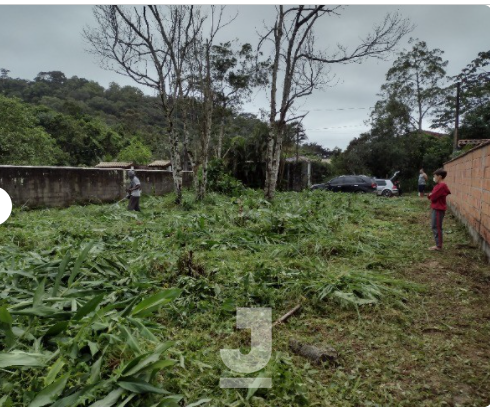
xmin=1 ymin=189 xmax=486 ymax=406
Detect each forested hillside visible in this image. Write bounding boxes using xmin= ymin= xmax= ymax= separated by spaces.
xmin=0 ymin=70 xmax=338 ymax=188
xmin=0 ymin=70 xmax=168 ymax=166
xmin=0 ymin=71 xmax=323 ymax=168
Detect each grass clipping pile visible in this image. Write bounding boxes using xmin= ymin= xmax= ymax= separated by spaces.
xmin=1 ymin=189 xmax=488 ymax=406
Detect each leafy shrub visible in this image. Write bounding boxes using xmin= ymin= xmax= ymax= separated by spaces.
xmin=0 ymin=243 xmax=183 ymax=406
xmin=118 ymin=137 xmax=152 ymax=165
xmin=206 ymin=158 xmax=245 ymax=196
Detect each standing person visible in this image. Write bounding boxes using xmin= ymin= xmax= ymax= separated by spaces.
xmin=126 ymin=170 xmax=142 ymax=211
xmin=394 ymin=179 xmax=402 ymax=197
xmin=428 ymin=169 xmax=451 ymax=251
xmin=418 ymin=168 xmax=428 ymax=197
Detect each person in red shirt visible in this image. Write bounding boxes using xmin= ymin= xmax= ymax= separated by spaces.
xmin=428 ymin=169 xmax=451 ymax=251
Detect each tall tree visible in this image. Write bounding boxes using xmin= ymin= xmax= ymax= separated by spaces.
xmin=210 ymin=41 xmax=269 ymax=159
xmin=369 ymin=94 xmax=412 ymax=137
xmin=187 ymin=7 xmax=235 ymax=201
xmin=0 ymin=68 xmax=10 ymax=79
xmin=381 ymin=39 xmax=448 ymax=132
xmin=259 ymin=6 xmax=412 ymax=200
xmin=84 ymin=5 xmax=204 ymax=204
xmin=432 ymin=50 xmax=490 ymax=139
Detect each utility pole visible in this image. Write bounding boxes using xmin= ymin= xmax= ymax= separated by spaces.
xmin=295 ymin=124 xmax=300 ymax=164
xmin=453 ymin=81 xmax=461 ymax=151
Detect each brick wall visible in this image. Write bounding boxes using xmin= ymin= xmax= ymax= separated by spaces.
xmin=0 ymin=165 xmax=192 ymax=208
xmin=444 ymin=141 xmax=490 ymax=261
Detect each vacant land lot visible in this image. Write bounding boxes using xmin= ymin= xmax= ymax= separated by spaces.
xmin=1 ymin=191 xmax=489 ymax=406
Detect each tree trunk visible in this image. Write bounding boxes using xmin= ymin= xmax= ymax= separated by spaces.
xmin=263 ymin=11 xmax=283 ymax=201
xmin=264 ymin=123 xmax=277 ymax=200
xmin=217 ymin=117 xmax=225 ymax=159
xmin=182 ymin=101 xmax=195 ymax=172
xmin=170 ymin=136 xmax=183 ymax=204
xmin=197 ymin=102 xmax=212 ymax=200
xmin=265 ymin=123 xmax=284 ymax=200
xmin=278 ymin=145 xmax=287 ymax=191
xmin=416 ymin=72 xmax=423 ymax=132
xmin=197 ymin=65 xmax=213 ymax=201
xmin=164 ymin=103 xmax=183 ymax=204
xmin=170 ymin=138 xmax=183 ymax=204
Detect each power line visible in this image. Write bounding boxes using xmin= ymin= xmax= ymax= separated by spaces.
xmin=244 ymin=106 xmax=373 ymax=114
xmin=306 ymin=124 xmax=367 ymax=131
xmin=299 ymin=107 xmax=372 ymax=112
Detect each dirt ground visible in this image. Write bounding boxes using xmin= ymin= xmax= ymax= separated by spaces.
xmin=399 ymin=214 xmax=490 ymax=407
xmin=273 ymin=203 xmax=490 ymax=407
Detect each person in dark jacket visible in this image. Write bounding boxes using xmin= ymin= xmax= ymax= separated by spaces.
xmin=428 ymin=169 xmax=451 ymax=251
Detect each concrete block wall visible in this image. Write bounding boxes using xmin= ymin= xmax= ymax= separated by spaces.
xmin=0 ymin=165 xmax=192 ymax=208
xmin=444 ymin=141 xmax=490 ymax=261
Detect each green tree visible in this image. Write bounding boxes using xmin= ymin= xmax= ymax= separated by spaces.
xmin=381 ymin=39 xmax=448 ymax=132
xmin=211 ymin=41 xmax=269 ymax=158
xmin=0 ymin=68 xmax=10 ymax=79
xmin=300 ymin=142 xmax=338 ymax=160
xmin=34 ymin=71 xmax=67 ymax=85
xmin=433 ymin=50 xmax=490 ymax=140
xmin=36 ymin=108 xmax=123 ymax=166
xmin=0 ymin=95 xmax=63 ymax=165
xmin=117 ymin=137 xmax=152 ymax=165
xmin=223 ymin=114 xmax=269 ymax=188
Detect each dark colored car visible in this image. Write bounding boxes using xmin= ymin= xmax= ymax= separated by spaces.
xmin=310 ymin=175 xmax=377 ymax=194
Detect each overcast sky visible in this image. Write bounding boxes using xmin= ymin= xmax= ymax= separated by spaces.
xmin=1 ymin=5 xmax=489 ymax=149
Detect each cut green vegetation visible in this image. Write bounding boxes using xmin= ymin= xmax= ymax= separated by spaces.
xmin=1 ymin=190 xmax=489 ymax=406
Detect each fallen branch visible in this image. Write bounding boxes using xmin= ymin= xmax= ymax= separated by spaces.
xmin=272 ymin=304 xmax=301 ymax=327
xmin=289 ymin=339 xmax=338 ymax=365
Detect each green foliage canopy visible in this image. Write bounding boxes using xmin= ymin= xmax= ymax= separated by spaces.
xmin=381 ymin=39 xmax=448 ymax=131
xmin=117 ymin=137 xmax=152 ymax=165
xmin=0 ymin=95 xmax=63 ymax=165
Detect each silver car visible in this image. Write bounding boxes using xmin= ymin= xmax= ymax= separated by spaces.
xmin=375 ymin=179 xmax=399 ymax=196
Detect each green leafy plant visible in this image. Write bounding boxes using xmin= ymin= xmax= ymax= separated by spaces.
xmin=206 ymin=158 xmax=245 ymax=196
xmin=0 ymin=243 xmax=182 ymax=406
xmin=3 ymin=189 xmax=471 ymax=406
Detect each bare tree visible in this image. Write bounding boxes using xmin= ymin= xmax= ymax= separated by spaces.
xmin=187 ymin=6 xmax=237 ymax=200
xmin=259 ymin=6 xmax=413 ymax=200
xmin=84 ymin=5 xmax=205 ymax=204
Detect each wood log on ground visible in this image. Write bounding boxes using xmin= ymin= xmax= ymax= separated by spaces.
xmin=273 ymin=304 xmax=301 ymax=327
xmin=289 ymin=339 xmax=338 ymax=365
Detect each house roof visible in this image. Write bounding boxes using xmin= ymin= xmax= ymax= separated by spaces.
xmin=458 ymin=139 xmax=490 ymax=147
xmin=444 ymin=139 xmax=490 ymax=164
xmin=422 ymin=130 xmax=447 ymax=138
xmin=148 ymin=160 xmax=171 ymax=168
xmin=285 ymin=155 xmax=311 ymax=163
xmin=95 ymin=161 xmax=133 ymax=169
